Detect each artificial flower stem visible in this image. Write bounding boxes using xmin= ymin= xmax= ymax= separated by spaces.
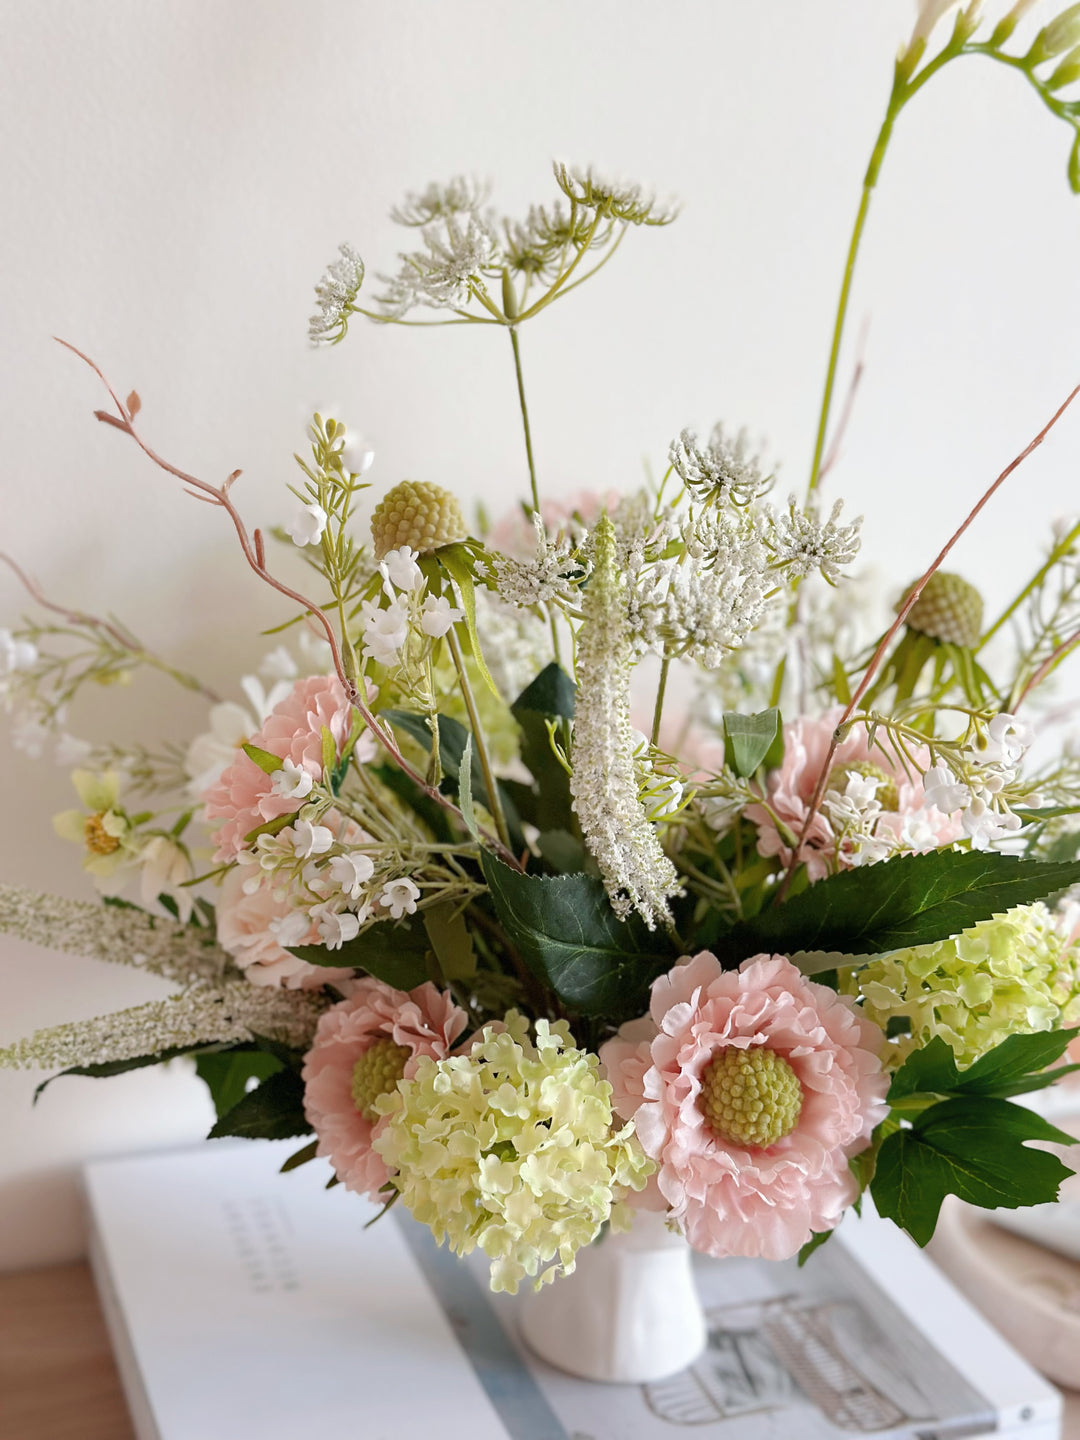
xmin=509 ymin=325 xmax=541 ymax=514
xmin=651 ymin=654 xmax=671 ymax=748
xmin=446 ymin=624 xmax=512 ymax=851
xmin=980 ymin=515 xmax=1080 ymax=647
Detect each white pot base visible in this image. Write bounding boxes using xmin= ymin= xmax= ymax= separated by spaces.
xmin=518 ymin=1210 xmax=707 ymax=1384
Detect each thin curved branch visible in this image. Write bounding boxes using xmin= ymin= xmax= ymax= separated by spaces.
xmin=775 ymin=381 xmax=1080 ymax=902
xmin=0 ymin=550 xmax=221 ymax=704
xmin=57 ymin=338 xmax=522 ymax=871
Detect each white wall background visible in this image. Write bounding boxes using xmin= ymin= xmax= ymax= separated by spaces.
xmin=2 ymin=0 xmax=1079 ymax=1270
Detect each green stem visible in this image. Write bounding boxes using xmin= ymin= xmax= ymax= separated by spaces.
xmin=805 ymin=42 xmax=960 ymax=502
xmin=981 ymin=516 xmax=1080 ymax=648
xmin=509 ymin=326 xmax=541 ymax=514
xmin=651 ymin=654 xmax=671 ymax=747
xmin=447 ymin=626 xmax=512 ymax=851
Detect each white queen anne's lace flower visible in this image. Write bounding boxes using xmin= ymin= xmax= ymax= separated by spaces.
xmin=770 ymin=497 xmax=862 ymax=586
xmin=309 ymin=243 xmax=365 ymax=345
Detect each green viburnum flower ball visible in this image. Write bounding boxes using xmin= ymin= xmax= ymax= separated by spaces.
xmin=370 ymin=480 xmax=466 ymax=561
xmin=372 ymin=1012 xmax=654 ymax=1294
xmin=900 ymin=571 xmax=984 ymax=649
xmin=842 ymin=902 xmax=1080 ymax=1067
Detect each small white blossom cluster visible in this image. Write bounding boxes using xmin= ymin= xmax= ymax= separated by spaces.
xmin=923 ymin=713 xmax=1035 ymax=848
xmin=568 ymin=517 xmax=681 ymax=928
xmin=551 ymin=162 xmax=678 ymax=226
xmin=308 ymin=243 xmax=365 ymax=345
xmin=634 ymin=508 xmax=775 ymax=669
xmin=359 ymin=545 xmax=463 ymax=667
xmin=493 ymin=514 xmax=577 ymax=609
xmin=237 ymin=825 xmax=423 ymax=954
xmin=669 ymin=425 xmax=770 ymax=508
xmin=377 ymin=210 xmax=503 ymax=319
xmin=770 ymin=497 xmax=863 ymax=587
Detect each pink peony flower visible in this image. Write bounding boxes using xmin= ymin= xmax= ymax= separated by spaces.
xmin=302 ymin=979 xmax=468 ymax=1199
xmin=202 ymin=675 xmax=374 ymax=861
xmin=745 ymin=706 xmax=963 ymax=881
xmin=215 ymin=866 xmax=353 ymax=990
xmin=600 ymin=952 xmax=889 ymax=1261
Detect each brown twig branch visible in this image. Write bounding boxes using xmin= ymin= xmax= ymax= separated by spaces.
xmin=0 ymin=550 xmax=221 ymax=704
xmin=775 ymin=382 xmax=1080 ymax=903
xmin=1015 ymin=625 xmax=1080 ymax=710
xmin=57 ymin=339 xmax=522 ymax=871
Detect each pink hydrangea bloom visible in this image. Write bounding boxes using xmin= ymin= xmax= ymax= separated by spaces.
xmin=745 ymin=706 xmax=963 ymax=881
xmin=202 ymin=675 xmax=373 ymax=861
xmin=302 ymin=979 xmax=468 ymax=1199
xmin=600 ymin=952 xmax=889 ymax=1261
xmin=215 ymin=867 xmax=353 ymax=990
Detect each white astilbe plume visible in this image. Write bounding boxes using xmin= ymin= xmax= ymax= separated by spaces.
xmin=569 ymin=516 xmax=681 ymax=929
xmin=771 ymin=497 xmax=862 ymax=585
xmin=309 ymin=243 xmax=365 ymax=345
xmin=0 ymin=884 xmax=230 ymax=986
xmin=0 ymin=981 xmax=328 ymax=1071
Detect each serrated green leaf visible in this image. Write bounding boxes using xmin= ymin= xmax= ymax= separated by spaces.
xmin=480 ymin=855 xmax=677 ymax=1019
xmin=889 ymin=1028 xmax=1080 ymax=1103
xmin=242 ymin=742 xmax=285 ymax=775
xmin=537 ymin=829 xmax=587 ymax=874
xmin=437 ymin=543 xmax=499 ymax=695
xmin=195 ymin=1049 xmax=284 ymax=1120
xmin=208 ymin=1068 xmax=312 ymax=1141
xmin=723 ymin=709 xmax=781 ymax=778
xmin=716 ymin=851 xmax=1080 ymax=970
xmin=290 ymin=914 xmax=431 ymax=988
xmin=870 ymin=1097 xmax=1075 ymax=1246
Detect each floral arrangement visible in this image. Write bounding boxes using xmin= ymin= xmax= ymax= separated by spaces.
xmin=5 ymin=0 xmax=1080 ymax=1298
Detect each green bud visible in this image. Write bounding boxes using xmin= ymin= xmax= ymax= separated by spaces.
xmin=1029 ymin=2 xmax=1080 ymax=64
xmin=1047 ymin=45 xmax=1080 ymax=87
xmin=1070 ymin=132 xmax=1080 ymax=195
xmin=989 ymin=0 xmax=1038 ymax=48
xmin=501 ymin=268 xmax=519 ymax=321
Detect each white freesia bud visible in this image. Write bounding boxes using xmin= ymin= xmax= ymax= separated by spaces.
xmin=340 ymin=432 xmax=375 ymax=475
xmin=288 ymin=503 xmax=328 ymax=547
xmin=313 ymin=905 xmax=362 ymax=951
xmin=379 ymin=877 xmax=421 ymax=919
xmin=271 ymin=758 xmax=315 ymax=800
xmin=380 ymin=545 xmax=425 ymax=593
xmin=0 ymin=629 xmax=38 ymax=674
xmin=420 ymin=594 xmax=464 ymax=638
xmin=290 ymin=819 xmax=334 ymax=858
xmin=328 ymin=852 xmax=376 ymax=899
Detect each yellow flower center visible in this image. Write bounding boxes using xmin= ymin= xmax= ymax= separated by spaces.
xmin=351 ymin=1038 xmax=411 ymax=1122
xmin=84 ymin=811 xmax=121 ymax=856
xmin=698 ymin=1045 xmax=803 ymax=1149
xmin=827 ymin=760 xmax=899 ymax=813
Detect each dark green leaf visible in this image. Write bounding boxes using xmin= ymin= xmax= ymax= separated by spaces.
xmin=280 ymin=1139 xmax=319 ymax=1173
xmin=242 ymin=742 xmax=284 ymax=775
xmin=512 ymin=663 xmax=576 ymax=719
xmin=208 ymin=1068 xmax=312 ymax=1141
xmin=797 ymin=1229 xmax=834 ymax=1266
xmin=195 ymin=1049 xmax=285 ymax=1120
xmin=480 ymin=856 xmax=676 ymax=1019
xmin=888 ymin=1028 xmax=1080 ymax=1103
xmin=290 ymin=914 xmax=431 ymax=989
xmin=871 ymin=1097 xmax=1075 ymax=1246
xmin=537 ymin=829 xmax=587 ymax=874
xmin=423 ymin=902 xmax=477 ymax=980
xmin=33 ymin=1045 xmax=195 ymax=1103
xmin=723 ymin=709 xmax=781 ymax=778
xmin=716 ymin=851 xmax=1080 ymax=971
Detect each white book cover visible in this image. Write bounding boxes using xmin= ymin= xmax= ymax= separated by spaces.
xmin=84 ymin=1141 xmax=1062 ymax=1440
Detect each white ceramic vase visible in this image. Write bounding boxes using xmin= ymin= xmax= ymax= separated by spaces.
xmin=518 ymin=1209 xmax=707 ymax=1384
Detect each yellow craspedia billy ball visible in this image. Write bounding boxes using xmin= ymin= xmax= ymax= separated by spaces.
xmin=900 ymin=571 xmax=984 ymax=649
xmin=371 ymin=480 xmax=467 ymax=561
